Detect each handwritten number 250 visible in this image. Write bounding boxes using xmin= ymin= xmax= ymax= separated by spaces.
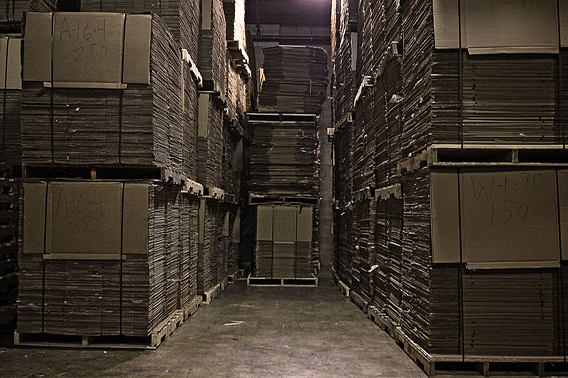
xmin=74 ymin=44 xmax=108 ymax=61
xmin=505 ymin=0 xmax=534 ymax=12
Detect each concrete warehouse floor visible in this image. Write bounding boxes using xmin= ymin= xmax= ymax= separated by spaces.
xmin=0 ymin=272 xmax=426 ymax=378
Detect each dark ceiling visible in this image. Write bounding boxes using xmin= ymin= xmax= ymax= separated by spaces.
xmin=245 ymin=0 xmax=332 ymax=26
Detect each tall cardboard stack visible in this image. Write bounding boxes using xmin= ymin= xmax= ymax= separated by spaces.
xmin=249 ymin=45 xmax=328 ymax=279
xmin=333 ymin=0 xmax=568 ymax=359
xmin=16 ymin=12 xmax=202 ymax=340
xmin=0 ymin=179 xmax=19 ymax=334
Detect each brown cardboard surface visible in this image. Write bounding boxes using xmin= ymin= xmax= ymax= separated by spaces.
xmin=296 ymin=206 xmax=313 ymax=243
xmin=257 ymin=206 xmax=273 ymax=241
xmin=202 ymin=0 xmax=213 ymax=30
xmin=23 ymin=12 xmax=154 ymax=85
xmin=460 ymin=169 xmax=560 ymax=266
xmin=123 ymin=14 xmax=152 ymax=84
xmin=199 ymin=198 xmax=206 ymax=244
xmin=222 ymin=209 xmax=230 ymax=237
xmin=431 ymin=169 xmax=460 ymax=264
xmin=23 ymin=182 xmax=47 ymax=254
xmin=46 ymin=182 xmax=123 ymax=256
xmin=273 ymin=206 xmax=296 ymax=242
xmin=434 ymin=0 xmax=566 ymax=53
xmin=558 ymin=169 xmax=568 ymax=261
xmin=52 ymin=13 xmax=125 ymax=84
xmin=122 ymin=183 xmax=149 ymax=254
xmin=23 ymin=13 xmax=52 ymax=82
xmin=198 ymin=95 xmax=209 ymax=137
xmin=233 ymin=210 xmax=241 ymax=243
xmin=0 ymin=38 xmax=22 ymax=90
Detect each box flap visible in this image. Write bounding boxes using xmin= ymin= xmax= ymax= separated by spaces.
xmin=123 ymin=14 xmax=152 ymax=84
xmin=296 ymin=206 xmax=313 ymax=243
xmin=23 ymin=12 xmax=53 ymax=82
xmin=431 ymin=169 xmax=460 ymax=263
xmin=273 ymin=206 xmax=296 ymax=242
xmin=0 ymin=38 xmax=22 ymax=90
xmin=434 ymin=0 xmax=566 ymax=53
xmin=122 ymin=183 xmax=149 ymax=254
xmin=558 ymin=169 xmax=568 ymax=261
xmin=460 ymin=169 xmax=560 ymax=266
xmin=222 ymin=210 xmax=230 ymax=237
xmin=233 ymin=210 xmax=241 ymax=243
xmin=23 ymin=182 xmax=47 ymax=254
xmin=46 ymin=182 xmax=123 ymax=256
xmin=256 ymin=205 xmax=273 ymax=241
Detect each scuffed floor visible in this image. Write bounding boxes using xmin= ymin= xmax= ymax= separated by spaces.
xmin=0 ymin=272 xmax=425 ymax=377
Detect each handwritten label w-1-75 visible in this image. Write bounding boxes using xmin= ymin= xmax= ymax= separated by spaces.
xmin=468 ymin=171 xmax=541 ymax=226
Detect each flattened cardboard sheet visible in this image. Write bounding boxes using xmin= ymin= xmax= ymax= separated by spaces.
xmin=460 ymin=169 xmax=560 ymax=266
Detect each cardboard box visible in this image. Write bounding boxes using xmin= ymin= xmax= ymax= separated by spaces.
xmin=460 ymin=169 xmax=559 ymax=268
xmin=23 ymin=12 xmax=152 ymax=86
xmin=430 ymin=169 xmax=460 ymax=264
xmin=256 ymin=205 xmax=273 ymax=241
xmin=431 ymin=168 xmax=561 ymax=267
xmin=23 ymin=181 xmax=150 ymax=258
xmin=433 ymin=0 xmax=568 ymax=54
xmin=0 ymin=37 xmax=22 ymax=90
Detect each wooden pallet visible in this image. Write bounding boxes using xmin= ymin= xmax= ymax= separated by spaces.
xmin=220 ymin=277 xmax=229 ymax=291
xmin=247 ymin=274 xmax=318 ymax=287
xmin=336 ymin=279 xmax=350 ymax=298
xmin=349 ymin=290 xmax=369 ymax=314
xmin=248 ymin=193 xmax=318 ymax=206
xmin=397 ymin=144 xmax=568 ymax=176
xmin=13 ymin=296 xmax=203 ymax=350
xmin=201 ymin=283 xmax=222 ymax=304
xmin=366 ymin=305 xmax=568 ymax=377
xmin=227 ymin=270 xmax=240 ymax=283
xmin=22 ymin=165 xmax=192 ymax=187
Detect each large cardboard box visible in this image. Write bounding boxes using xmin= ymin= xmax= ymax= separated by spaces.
xmin=433 ymin=0 xmax=568 ymax=53
xmin=431 ymin=168 xmax=561 ymax=268
xmin=23 ymin=181 xmax=149 ymax=259
xmin=23 ymin=12 xmax=152 ymax=86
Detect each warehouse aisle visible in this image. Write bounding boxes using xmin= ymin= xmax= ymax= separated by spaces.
xmin=0 ymin=272 xmax=425 ymax=377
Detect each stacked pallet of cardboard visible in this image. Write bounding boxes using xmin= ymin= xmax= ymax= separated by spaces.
xmin=258 ymin=46 xmax=329 ymax=114
xmin=333 ymin=0 xmax=568 ymax=360
xmin=18 ymin=182 xmax=199 ymax=337
xmin=21 ymin=13 xmax=188 ymax=177
xmin=198 ymin=198 xmax=221 ymax=294
xmin=16 ymin=11 xmax=203 ymax=341
xmin=255 ymin=205 xmax=313 ymax=279
xmin=199 ymin=0 xmax=227 ymax=92
xmin=0 ymin=179 xmax=18 ymax=334
xmin=0 ymin=36 xmax=22 ymax=171
xmin=198 ymin=95 xmax=224 ymax=189
xmin=248 ymin=119 xmax=320 ymax=197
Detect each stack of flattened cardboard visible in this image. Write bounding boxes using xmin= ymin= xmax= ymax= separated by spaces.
xmin=28 ymin=0 xmax=78 ymax=12
xmin=0 ymin=37 xmax=22 ymax=168
xmin=259 ymin=46 xmax=329 ymax=114
xmin=18 ymin=182 xmax=198 ymax=337
xmin=198 ymin=199 xmax=221 ymax=294
xmin=20 ymin=13 xmax=188 ymax=177
xmin=80 ymin=0 xmax=201 ymax=62
xmin=0 ymin=179 xmax=19 ymax=333
xmin=463 ymin=270 xmax=555 ymax=356
xmin=248 ymin=120 xmax=319 ymax=197
xmin=199 ymin=0 xmax=226 ymax=91
xmin=197 ymin=95 xmax=224 ymax=189
xmin=255 ymin=205 xmax=313 ymax=279
xmin=399 ymin=168 xmax=461 ymax=354
xmin=0 ymin=0 xmax=29 ymax=24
